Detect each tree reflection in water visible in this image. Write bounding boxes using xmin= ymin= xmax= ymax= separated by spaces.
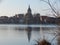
xmin=40 ymin=26 xmax=60 ymax=45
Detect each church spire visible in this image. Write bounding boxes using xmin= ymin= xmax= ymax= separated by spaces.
xmin=29 ymin=5 xmax=30 ymax=8
xmin=27 ymin=5 xmax=32 ymax=14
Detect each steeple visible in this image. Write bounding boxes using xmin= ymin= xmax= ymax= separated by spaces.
xmin=27 ymin=5 xmax=32 ymax=14
xmin=25 ymin=5 xmax=33 ymax=24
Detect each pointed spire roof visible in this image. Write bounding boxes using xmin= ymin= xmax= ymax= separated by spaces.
xmin=27 ymin=5 xmax=31 ymax=13
xmin=29 ymin=5 xmax=30 ymax=8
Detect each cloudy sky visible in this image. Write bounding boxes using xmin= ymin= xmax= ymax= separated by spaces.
xmin=0 ymin=0 xmax=59 ymax=17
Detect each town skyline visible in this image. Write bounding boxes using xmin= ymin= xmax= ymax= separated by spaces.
xmin=0 ymin=6 xmax=58 ymax=24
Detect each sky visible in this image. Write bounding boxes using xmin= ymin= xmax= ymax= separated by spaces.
xmin=0 ymin=0 xmax=59 ymax=17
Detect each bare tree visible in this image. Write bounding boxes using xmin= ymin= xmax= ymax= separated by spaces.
xmin=40 ymin=0 xmax=60 ymax=17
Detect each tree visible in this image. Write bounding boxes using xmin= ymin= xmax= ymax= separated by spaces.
xmin=40 ymin=0 xmax=60 ymax=17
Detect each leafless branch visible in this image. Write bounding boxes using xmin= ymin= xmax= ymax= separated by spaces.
xmin=40 ymin=0 xmax=60 ymax=17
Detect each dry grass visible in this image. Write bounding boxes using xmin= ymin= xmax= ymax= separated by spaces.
xmin=35 ymin=39 xmax=51 ymax=45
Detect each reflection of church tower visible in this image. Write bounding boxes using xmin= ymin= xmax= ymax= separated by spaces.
xmin=26 ymin=27 xmax=32 ymax=42
xmin=25 ymin=5 xmax=33 ymax=24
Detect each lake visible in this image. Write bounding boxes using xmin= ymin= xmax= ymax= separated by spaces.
xmin=0 ymin=24 xmax=60 ymax=45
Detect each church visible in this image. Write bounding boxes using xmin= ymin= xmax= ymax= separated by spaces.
xmin=24 ymin=5 xmax=34 ymax=24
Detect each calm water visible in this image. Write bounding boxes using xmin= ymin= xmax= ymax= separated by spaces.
xmin=0 ymin=24 xmax=60 ymax=45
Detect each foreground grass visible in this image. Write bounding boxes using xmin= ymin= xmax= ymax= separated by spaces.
xmin=35 ymin=39 xmax=51 ymax=45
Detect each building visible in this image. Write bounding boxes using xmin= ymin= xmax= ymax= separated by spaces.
xmin=40 ymin=16 xmax=47 ymax=24
xmin=17 ymin=14 xmax=24 ymax=24
xmin=0 ymin=16 xmax=8 ymax=24
xmin=33 ymin=13 xmax=40 ymax=24
xmin=25 ymin=5 xmax=33 ymax=24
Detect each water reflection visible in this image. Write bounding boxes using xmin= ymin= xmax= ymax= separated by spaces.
xmin=32 ymin=27 xmax=40 ymax=31
xmin=25 ymin=27 xmax=32 ymax=42
xmin=0 ymin=25 xmax=60 ymax=45
xmin=39 ymin=27 xmax=58 ymax=45
xmin=56 ymin=27 xmax=60 ymax=45
xmin=40 ymin=26 xmax=60 ymax=45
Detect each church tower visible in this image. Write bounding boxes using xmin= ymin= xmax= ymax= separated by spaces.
xmin=27 ymin=5 xmax=32 ymax=14
xmin=25 ymin=5 xmax=33 ymax=24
